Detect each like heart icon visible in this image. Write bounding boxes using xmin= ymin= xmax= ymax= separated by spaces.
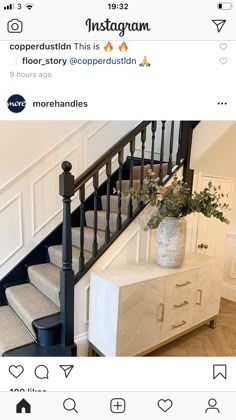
xmin=9 ymin=365 xmax=24 ymax=378
xmin=220 ymin=43 xmax=228 ymax=50
xmin=220 ymin=58 xmax=228 ymax=65
xmin=157 ymin=399 xmax=173 ymax=412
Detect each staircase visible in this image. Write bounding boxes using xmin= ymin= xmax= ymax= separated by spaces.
xmin=0 ymin=121 xmax=197 ymax=356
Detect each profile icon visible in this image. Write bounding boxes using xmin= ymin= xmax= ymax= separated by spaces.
xmin=7 ymin=94 xmax=26 ymax=113
xmin=205 ymin=398 xmax=220 ymax=413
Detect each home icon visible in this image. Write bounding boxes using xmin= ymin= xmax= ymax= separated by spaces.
xmin=16 ymin=398 xmax=31 ymax=414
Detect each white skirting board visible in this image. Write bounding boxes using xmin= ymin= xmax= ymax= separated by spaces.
xmin=74 ymin=333 xmax=89 ymax=357
xmin=222 ymin=282 xmax=236 ymax=303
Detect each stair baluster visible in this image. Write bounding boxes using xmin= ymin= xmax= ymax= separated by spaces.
xmin=182 ymin=122 xmax=195 ymax=191
xmin=92 ymin=173 xmax=99 ymax=258
xmin=105 ymin=160 xmax=111 ymax=244
xmin=79 ymin=184 xmax=85 ymax=273
xmin=140 ymin=127 xmax=147 ymax=207
xmin=128 ymin=138 xmax=135 ymax=219
xmin=150 ymin=121 xmax=157 ymax=169
xmin=117 ymin=148 xmax=124 ymax=231
xmin=159 ymin=121 xmax=166 ymax=182
xmin=168 ymin=121 xmax=174 ymax=175
xmin=176 ymin=121 xmax=184 ymax=165
xmin=59 ymin=161 xmax=76 ymax=352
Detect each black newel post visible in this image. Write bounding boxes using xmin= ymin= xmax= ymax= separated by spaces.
xmin=59 ymin=161 xmax=76 ymax=355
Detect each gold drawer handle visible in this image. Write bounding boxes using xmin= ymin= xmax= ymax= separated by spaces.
xmin=196 ymin=289 xmax=203 ymax=305
xmin=158 ymin=303 xmax=165 ymax=322
xmin=174 ymin=300 xmax=189 ymax=308
xmin=172 ymin=320 xmax=187 ymax=329
xmin=176 ymin=281 xmax=191 ymax=287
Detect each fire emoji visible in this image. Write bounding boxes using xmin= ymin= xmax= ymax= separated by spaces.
xmin=119 ymin=42 xmax=128 ymax=52
xmin=104 ymin=42 xmax=113 ymax=52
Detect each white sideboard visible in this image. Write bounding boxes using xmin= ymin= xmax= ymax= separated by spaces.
xmin=88 ymin=254 xmax=224 ymax=356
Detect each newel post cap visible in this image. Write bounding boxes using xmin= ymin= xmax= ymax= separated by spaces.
xmin=61 ymin=161 xmax=72 ymax=173
xmin=59 ymin=161 xmax=74 ymax=197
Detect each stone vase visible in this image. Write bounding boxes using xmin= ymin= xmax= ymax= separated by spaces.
xmin=156 ymin=217 xmax=187 ymax=268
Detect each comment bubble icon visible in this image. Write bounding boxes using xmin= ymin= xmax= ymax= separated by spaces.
xmin=34 ymin=365 xmax=49 ymax=379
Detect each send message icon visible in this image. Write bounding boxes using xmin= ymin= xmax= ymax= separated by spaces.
xmin=213 ymin=364 xmax=227 ymax=379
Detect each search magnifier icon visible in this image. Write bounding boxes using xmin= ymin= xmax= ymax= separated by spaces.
xmin=63 ymin=398 xmax=78 ymax=413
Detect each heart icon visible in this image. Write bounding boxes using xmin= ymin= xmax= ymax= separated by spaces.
xmin=9 ymin=365 xmax=24 ymax=378
xmin=157 ymin=399 xmax=173 ymax=412
xmin=220 ymin=58 xmax=228 ymax=64
xmin=220 ymin=43 xmax=228 ymax=50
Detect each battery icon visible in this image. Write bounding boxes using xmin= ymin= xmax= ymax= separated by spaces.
xmin=218 ymin=2 xmax=233 ymax=9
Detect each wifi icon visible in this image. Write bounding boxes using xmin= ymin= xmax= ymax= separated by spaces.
xmin=25 ymin=3 xmax=33 ymax=9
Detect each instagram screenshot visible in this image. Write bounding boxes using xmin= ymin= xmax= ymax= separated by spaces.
xmin=0 ymin=0 xmax=236 ymax=418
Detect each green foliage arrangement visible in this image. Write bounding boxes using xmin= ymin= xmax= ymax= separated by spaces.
xmin=128 ymin=170 xmax=230 ymax=229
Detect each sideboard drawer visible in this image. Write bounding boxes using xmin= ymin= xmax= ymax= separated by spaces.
xmin=164 ymin=271 xmax=198 ymax=299
xmin=160 ymin=307 xmax=193 ymax=342
xmin=163 ymin=288 xmax=195 ymax=319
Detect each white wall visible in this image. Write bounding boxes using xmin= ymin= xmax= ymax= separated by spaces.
xmin=0 ymin=120 xmax=138 ymax=278
xmin=190 ymin=121 xmax=235 ymax=168
xmin=0 ymin=121 xmax=85 ymax=189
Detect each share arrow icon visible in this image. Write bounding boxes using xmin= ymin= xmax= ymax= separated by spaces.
xmin=60 ymin=365 xmax=74 ymax=378
xmin=212 ymin=19 xmax=226 ymax=33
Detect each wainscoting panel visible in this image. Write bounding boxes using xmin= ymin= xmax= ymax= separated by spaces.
xmin=222 ymin=233 xmax=236 ymax=302
xmin=0 ymin=121 xmax=138 ymax=279
xmin=0 ymin=194 xmax=23 ymax=266
xmin=230 ymin=245 xmax=236 ymax=279
xmin=32 ymin=149 xmax=78 ymax=235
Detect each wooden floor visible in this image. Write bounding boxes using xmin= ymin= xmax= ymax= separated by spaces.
xmin=148 ymin=298 xmax=236 ymax=356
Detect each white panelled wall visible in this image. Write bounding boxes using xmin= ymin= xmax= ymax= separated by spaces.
xmin=0 ymin=120 xmax=138 ymax=278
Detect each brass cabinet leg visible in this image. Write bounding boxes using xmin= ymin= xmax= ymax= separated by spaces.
xmin=209 ymin=318 xmax=217 ymax=329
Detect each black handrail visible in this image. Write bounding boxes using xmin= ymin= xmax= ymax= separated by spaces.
xmin=74 ymin=121 xmax=151 ymax=191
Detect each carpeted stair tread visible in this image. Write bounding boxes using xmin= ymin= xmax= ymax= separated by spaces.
xmin=101 ymin=195 xmax=138 ymax=214
xmin=72 ymin=227 xmax=105 ymax=253
xmin=48 ymin=244 xmax=92 ymax=274
xmin=116 ymin=179 xmax=144 ymax=194
xmin=132 ymin=163 xmax=169 ymax=180
xmin=28 ymin=263 xmax=60 ymax=307
xmin=0 ymin=305 xmax=34 ymax=356
xmin=85 ymin=210 xmax=127 ymax=233
xmin=6 ymin=283 xmax=59 ymax=338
